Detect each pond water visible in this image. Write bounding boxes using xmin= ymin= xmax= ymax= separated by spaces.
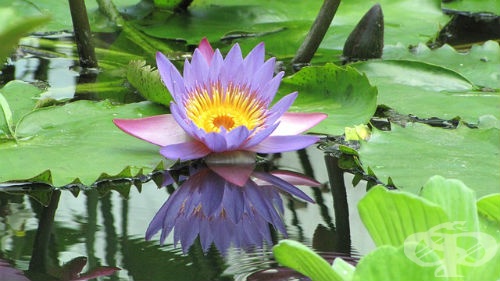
xmin=0 ymin=38 xmax=376 ymax=281
xmin=0 ymin=146 xmax=374 ymax=281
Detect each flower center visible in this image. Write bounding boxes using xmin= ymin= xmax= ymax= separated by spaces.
xmin=184 ymin=83 xmax=266 ymax=133
xmin=212 ymin=115 xmax=236 ymax=131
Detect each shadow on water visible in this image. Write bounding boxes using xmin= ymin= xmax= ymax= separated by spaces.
xmin=0 ymin=146 xmax=373 ymax=281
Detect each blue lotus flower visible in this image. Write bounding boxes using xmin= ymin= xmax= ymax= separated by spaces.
xmin=114 ymin=39 xmax=326 ymax=161
xmin=146 ymin=160 xmax=319 ymax=254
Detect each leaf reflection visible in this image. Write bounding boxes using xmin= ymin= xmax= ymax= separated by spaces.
xmin=146 ymin=161 xmax=321 ymax=254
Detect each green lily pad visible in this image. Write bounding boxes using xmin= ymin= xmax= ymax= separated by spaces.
xmin=0 ymin=99 xmax=167 ymax=187
xmin=383 ymin=41 xmax=500 ymax=89
xmin=358 ymin=123 xmax=500 ymax=197
xmin=442 ymin=0 xmax=500 ymax=15
xmin=353 ymin=59 xmax=500 ymax=123
xmin=277 ymin=64 xmax=378 ymax=135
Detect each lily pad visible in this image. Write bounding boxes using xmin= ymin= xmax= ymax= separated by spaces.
xmin=0 ymin=99 xmax=167 ymax=187
xmin=353 ymin=59 xmax=500 ymax=122
xmin=358 ymin=123 xmax=500 ymax=197
xmin=442 ymin=0 xmax=500 ymax=15
xmin=383 ymin=41 xmax=500 ymax=89
xmin=277 ymin=64 xmax=378 ymax=135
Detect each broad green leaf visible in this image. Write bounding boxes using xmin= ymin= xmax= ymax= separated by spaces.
xmin=0 ymin=100 xmax=167 ymax=187
xmin=358 ymin=123 xmax=500 ymax=197
xmin=0 ymin=0 xmax=139 ymax=33
xmin=353 ymin=59 xmax=500 ymax=123
xmin=442 ymin=0 xmax=500 ymax=15
xmin=273 ymin=239 xmax=346 ymax=281
xmin=352 ymin=245 xmax=443 ymax=281
xmin=135 ymin=0 xmax=449 ymax=57
xmin=420 ymin=175 xmax=479 ymax=233
xmin=465 ymin=250 xmax=500 ymax=281
xmin=0 ymin=93 xmax=13 ymax=138
xmin=277 ymin=64 xmax=378 ymax=135
xmin=127 ymin=60 xmax=171 ymax=106
xmin=383 ymin=41 xmax=500 ymax=89
xmin=0 ymin=80 xmax=42 ymax=123
xmin=358 ymin=185 xmax=449 ymax=247
xmin=0 ymin=8 xmax=49 ymax=62
xmin=331 ymin=258 xmax=355 ymax=281
xmin=477 ymin=194 xmax=500 ymax=226
xmin=420 ymin=176 xmax=485 ymax=275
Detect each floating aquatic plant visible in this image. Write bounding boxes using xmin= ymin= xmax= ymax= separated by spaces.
xmin=114 ymin=39 xmax=326 ymax=161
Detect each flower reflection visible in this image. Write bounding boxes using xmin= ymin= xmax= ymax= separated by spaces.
xmin=113 ymin=39 xmax=326 ymax=161
xmin=146 ymin=160 xmax=320 ymax=254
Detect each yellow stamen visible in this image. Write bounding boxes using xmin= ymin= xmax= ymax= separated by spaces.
xmin=185 ymin=83 xmax=266 ymax=133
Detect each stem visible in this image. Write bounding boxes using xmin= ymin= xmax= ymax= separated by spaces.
xmin=68 ymin=0 xmax=98 ymax=68
xmin=292 ymin=0 xmax=341 ymax=65
xmin=29 ymin=190 xmax=61 ymax=273
xmin=324 ymin=154 xmax=351 ymax=254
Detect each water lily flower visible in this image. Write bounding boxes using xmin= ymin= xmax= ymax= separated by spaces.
xmin=114 ymin=39 xmax=327 ymax=161
xmin=146 ymin=161 xmax=320 ymax=254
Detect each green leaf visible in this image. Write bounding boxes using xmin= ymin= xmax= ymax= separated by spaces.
xmin=0 ymin=7 xmax=50 ymax=62
xmin=477 ymin=194 xmax=500 ymax=226
xmin=465 ymin=250 xmax=500 ymax=281
xmin=331 ymin=258 xmax=355 ymax=281
xmin=277 ymin=64 xmax=378 ymax=135
xmin=127 ymin=60 xmax=171 ymax=107
xmin=358 ymin=123 xmax=500 ymax=197
xmin=352 ymin=245 xmax=443 ymax=281
xmin=353 ymin=59 xmax=500 ymax=123
xmin=420 ymin=175 xmax=479 ymax=233
xmin=442 ymin=0 xmax=500 ymax=15
xmin=358 ymin=185 xmax=449 ymax=247
xmin=273 ymin=239 xmax=347 ymax=281
xmin=0 ymin=93 xmax=13 ymax=138
xmin=383 ymin=41 xmax=500 ymax=89
xmin=0 ymin=100 xmax=167 ymax=187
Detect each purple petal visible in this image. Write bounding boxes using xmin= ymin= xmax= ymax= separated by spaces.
xmin=221 ymin=43 xmax=244 ymax=83
xmin=225 ymin=126 xmax=250 ymax=150
xmin=145 ymin=185 xmax=192 ymax=241
xmin=200 ymin=175 xmax=225 ymax=217
xmin=271 ymin=112 xmax=327 ymax=136
xmin=200 ymin=131 xmax=228 ymax=152
xmin=271 ymin=170 xmax=321 ymax=187
xmin=160 ymin=140 xmax=211 ymax=161
xmin=156 ymin=52 xmax=185 ymax=101
xmin=265 ymin=92 xmax=298 ymax=125
xmin=241 ymin=122 xmax=279 ymax=149
xmin=169 ymin=103 xmax=194 ymax=135
xmin=113 ymin=115 xmax=189 ymax=147
xmin=258 ymin=72 xmax=284 ymax=105
xmin=252 ymin=171 xmax=315 ymax=203
xmin=222 ymin=185 xmax=245 ymax=223
xmin=247 ymin=135 xmax=320 ymax=153
xmin=249 ymin=57 xmax=276 ymax=91
xmin=243 ymin=42 xmax=265 ymax=75
xmin=197 ymin=37 xmax=214 ymax=64
xmin=189 ymin=49 xmax=210 ymax=88
xmin=207 ymin=164 xmax=254 ymax=187
xmin=199 ymin=219 xmax=214 ymax=252
xmin=208 ymin=49 xmax=224 ymax=83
